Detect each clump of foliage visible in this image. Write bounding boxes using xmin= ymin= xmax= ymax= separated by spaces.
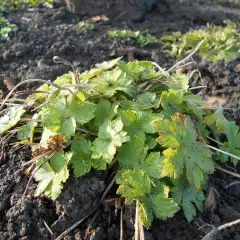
xmin=0 ymin=14 xmax=17 ymax=39
xmin=78 ymin=21 xmax=95 ymax=33
xmin=108 ymin=29 xmax=159 ymax=47
xmin=162 ymin=20 xmax=240 ymax=63
xmin=1 ymin=57 xmax=240 ymax=228
xmin=0 ymin=0 xmax=52 ymax=39
xmin=1 ymin=0 xmax=52 ymax=11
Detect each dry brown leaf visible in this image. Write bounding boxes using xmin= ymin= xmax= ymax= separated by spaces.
xmin=90 ymin=15 xmax=109 ymax=22
xmin=32 ymin=134 xmax=66 ymax=157
xmin=128 ymin=51 xmax=134 ymax=62
xmin=202 ymin=96 xmax=227 ymax=109
xmin=204 ymin=186 xmax=217 ymax=212
xmin=0 ymin=75 xmax=16 ymax=91
xmin=176 ymin=67 xmax=187 ymax=73
xmin=48 ymin=134 xmax=66 ymax=149
xmin=234 ymin=64 xmax=240 ymax=73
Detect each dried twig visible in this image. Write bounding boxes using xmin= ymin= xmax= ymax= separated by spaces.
xmin=120 ymin=207 xmax=123 ymax=240
xmin=22 ymin=150 xmax=55 ymax=167
xmin=134 ymin=201 xmax=139 ymax=240
xmin=22 ymin=151 xmax=56 ymax=199
xmin=43 ymin=220 xmax=54 ymax=235
xmin=14 ymin=90 xmax=50 ymax=95
xmin=189 ymin=86 xmax=207 ymax=90
xmin=152 ymin=62 xmax=169 ymax=77
xmin=167 ymin=39 xmax=204 ymax=72
xmin=201 ymin=219 xmax=240 ymax=240
xmin=207 ymin=144 xmax=240 ymax=162
xmin=77 ymin=128 xmax=97 ymax=136
xmin=206 ymin=136 xmax=223 ymax=146
xmin=0 ymin=79 xmax=76 ymax=112
xmin=225 ymin=181 xmax=240 ymax=189
xmin=216 ymin=166 xmax=240 ymax=179
xmin=0 ymin=132 xmax=17 ymax=161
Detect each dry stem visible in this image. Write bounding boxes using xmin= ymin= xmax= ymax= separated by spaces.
xmin=202 ymin=219 xmax=240 ymax=240
xmin=167 ymin=39 xmax=204 ymax=72
xmin=0 ymin=79 xmax=76 ymax=112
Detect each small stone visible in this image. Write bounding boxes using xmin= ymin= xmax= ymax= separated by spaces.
xmin=234 ymin=64 xmax=240 ymax=73
xmin=209 ymin=214 xmax=221 ymax=224
xmin=3 ymin=50 xmax=11 ymax=60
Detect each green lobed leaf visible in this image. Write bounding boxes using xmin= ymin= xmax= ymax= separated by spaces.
xmin=116 ymin=168 xmax=151 ymax=204
xmin=118 ymin=178 xmax=179 ymax=228
xmin=41 ymin=97 xmax=76 ymax=140
xmin=118 ymin=136 xmax=163 ymax=179
xmin=93 ymin=99 xmax=119 ymax=129
xmin=95 ymin=57 xmax=122 ymax=70
xmin=152 ymin=114 xmax=214 ymax=189
xmin=160 ymin=89 xmax=185 ymax=116
xmin=167 ymin=73 xmax=189 ymax=91
xmin=68 ymin=95 xmax=97 ymax=125
xmin=205 ymin=108 xmax=240 ymax=165
xmin=171 ymin=179 xmax=205 ymax=222
xmin=0 ymin=105 xmax=25 ymax=134
xmin=70 ymin=138 xmax=106 ymax=177
xmin=34 ymin=154 xmax=70 ymax=200
xmin=149 ymin=182 xmax=179 ymax=221
xmin=119 ymin=109 xmax=158 ymax=140
xmin=91 ymin=118 xmax=129 ymax=163
xmin=17 ymin=114 xmax=38 ymax=142
xmin=92 ymin=69 xmax=133 ymax=97
xmin=50 ymin=151 xmax=72 ymax=173
xmin=118 ymin=60 xmax=160 ymax=81
xmin=135 ymin=92 xmax=158 ymax=110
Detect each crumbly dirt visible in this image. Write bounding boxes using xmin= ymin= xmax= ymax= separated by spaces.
xmin=1 ymin=0 xmax=240 ymax=239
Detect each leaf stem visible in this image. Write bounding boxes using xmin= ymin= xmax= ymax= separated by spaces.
xmin=77 ymin=128 xmax=97 ymax=136
xmin=22 ymin=151 xmax=56 ymax=199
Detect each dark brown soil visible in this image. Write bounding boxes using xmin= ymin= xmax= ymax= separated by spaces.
xmin=1 ymin=0 xmax=240 ymax=239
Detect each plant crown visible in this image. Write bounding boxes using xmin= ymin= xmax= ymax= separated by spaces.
xmin=0 ymin=57 xmax=239 ymax=228
xmin=108 ymin=29 xmax=159 ymax=47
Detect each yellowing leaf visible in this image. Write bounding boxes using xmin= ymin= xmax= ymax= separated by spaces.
xmin=34 ymin=154 xmax=70 ymax=200
xmin=95 ymin=57 xmax=122 ymax=70
xmin=152 ymin=114 xmax=214 ymax=189
xmin=116 ymin=168 xmax=151 ymax=204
